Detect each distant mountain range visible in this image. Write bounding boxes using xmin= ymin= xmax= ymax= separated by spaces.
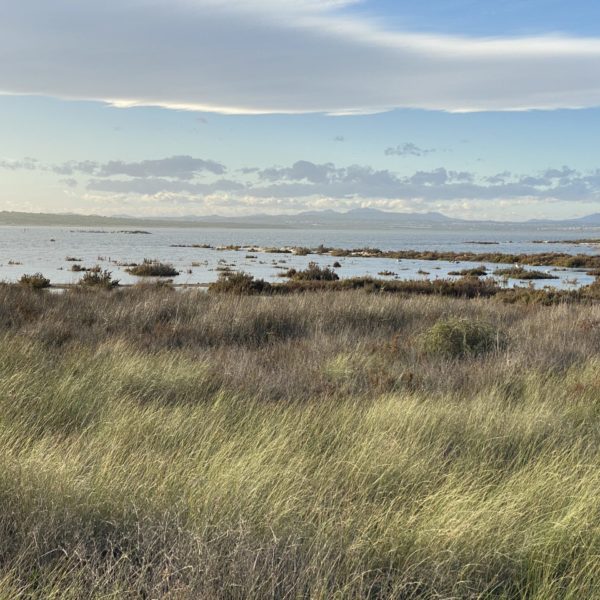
xmin=526 ymin=213 xmax=600 ymax=226
xmin=1 ymin=209 xmax=600 ymax=229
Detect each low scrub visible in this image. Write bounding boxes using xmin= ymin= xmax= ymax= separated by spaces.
xmin=279 ymin=276 xmax=501 ymax=298
xmin=495 ymin=267 xmax=559 ymax=280
xmin=209 ymin=271 xmax=272 ymax=294
xmin=126 ymin=260 xmax=180 ymax=277
xmin=420 ymin=316 xmax=503 ymax=358
xmin=448 ymin=267 xmax=487 ymax=277
xmin=19 ymin=273 xmax=50 ymax=289
xmin=284 ymin=262 xmax=339 ymax=281
xmin=78 ymin=268 xmax=119 ymax=289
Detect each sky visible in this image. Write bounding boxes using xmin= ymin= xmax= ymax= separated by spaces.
xmin=1 ymin=0 xmax=600 ymax=221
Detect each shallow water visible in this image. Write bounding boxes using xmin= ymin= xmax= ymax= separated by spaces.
xmin=0 ymin=225 xmax=598 ymax=289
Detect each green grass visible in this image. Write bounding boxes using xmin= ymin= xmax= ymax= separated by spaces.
xmin=0 ymin=286 xmax=597 ymax=598
xmin=420 ymin=316 xmax=503 ymax=357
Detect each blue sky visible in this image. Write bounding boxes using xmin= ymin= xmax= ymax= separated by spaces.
xmin=1 ymin=0 xmax=600 ymax=220
xmin=359 ymin=1 xmax=600 ymax=36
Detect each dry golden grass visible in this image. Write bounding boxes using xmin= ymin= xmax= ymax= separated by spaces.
xmin=0 ymin=285 xmax=597 ymax=598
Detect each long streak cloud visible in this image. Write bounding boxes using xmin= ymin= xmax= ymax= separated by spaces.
xmin=2 ymin=0 xmax=600 ymax=114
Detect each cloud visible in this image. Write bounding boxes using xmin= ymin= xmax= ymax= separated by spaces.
xmin=239 ymin=163 xmax=600 ymax=204
xmin=0 ymin=157 xmax=40 ymax=170
xmin=59 ymin=178 xmax=78 ymax=188
xmin=258 ymin=161 xmax=337 ymax=184
xmin=385 ymin=143 xmax=437 ymax=157
xmin=4 ymin=153 xmax=600 ymax=208
xmin=2 ymin=156 xmax=225 ymax=180
xmin=96 ymin=156 xmax=225 ymax=179
xmin=1 ymin=1 xmax=600 ymax=114
xmin=52 ymin=161 xmax=100 ymax=176
xmin=87 ymin=178 xmax=243 ymax=195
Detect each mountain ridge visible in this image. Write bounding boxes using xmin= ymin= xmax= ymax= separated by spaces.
xmin=1 ymin=209 xmax=600 ymax=229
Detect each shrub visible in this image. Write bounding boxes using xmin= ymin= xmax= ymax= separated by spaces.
xmin=209 ymin=271 xmax=272 ymax=294
xmin=448 ymin=267 xmax=487 ymax=277
xmin=126 ymin=260 xmax=180 ymax=277
xmin=495 ymin=267 xmax=558 ymax=280
xmin=420 ymin=317 xmax=502 ymax=358
xmin=19 ymin=273 xmax=50 ymax=289
xmin=79 ymin=268 xmax=119 ymax=289
xmin=284 ymin=262 xmax=339 ymax=281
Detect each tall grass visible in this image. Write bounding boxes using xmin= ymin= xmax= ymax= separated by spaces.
xmin=0 ymin=285 xmax=597 ymax=598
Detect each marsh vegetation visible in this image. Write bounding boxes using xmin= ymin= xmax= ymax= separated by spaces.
xmin=126 ymin=259 xmax=180 ymax=277
xmin=0 ymin=283 xmax=598 ymax=598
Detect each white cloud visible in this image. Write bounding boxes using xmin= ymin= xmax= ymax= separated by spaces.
xmin=5 ymin=154 xmax=600 ymax=209
xmin=2 ymin=1 xmax=600 ymax=114
xmin=385 ymin=143 xmax=437 ymax=157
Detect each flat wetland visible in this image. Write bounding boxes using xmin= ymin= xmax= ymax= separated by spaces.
xmin=2 ymin=225 xmax=600 ymax=289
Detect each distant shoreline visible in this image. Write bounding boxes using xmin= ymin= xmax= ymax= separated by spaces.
xmin=3 ymin=210 xmax=600 ymax=231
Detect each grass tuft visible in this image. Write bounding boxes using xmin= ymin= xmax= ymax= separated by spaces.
xmin=420 ymin=316 xmax=503 ymax=358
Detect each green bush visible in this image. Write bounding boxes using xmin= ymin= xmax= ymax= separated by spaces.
xmin=79 ymin=268 xmax=119 ymax=289
xmin=284 ymin=262 xmax=339 ymax=281
xmin=494 ymin=267 xmax=558 ymax=280
xmin=421 ymin=317 xmax=502 ymax=358
xmin=209 ymin=271 xmax=272 ymax=294
xmin=19 ymin=273 xmax=50 ymax=289
xmin=126 ymin=260 xmax=180 ymax=277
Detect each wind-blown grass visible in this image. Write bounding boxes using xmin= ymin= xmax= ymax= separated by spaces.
xmin=0 ymin=285 xmax=597 ymax=598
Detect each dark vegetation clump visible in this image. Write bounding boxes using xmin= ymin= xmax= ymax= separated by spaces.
xmin=278 ymin=276 xmax=501 ymax=298
xmin=420 ymin=317 xmax=503 ymax=358
xmin=209 ymin=271 xmax=272 ymax=294
xmin=448 ymin=267 xmax=487 ymax=277
xmin=19 ymin=273 xmax=50 ymax=289
xmin=126 ymin=260 xmax=180 ymax=277
xmin=253 ymin=244 xmax=600 ymax=269
xmin=283 ymin=262 xmax=339 ymax=281
xmin=495 ymin=267 xmax=559 ymax=280
xmin=79 ymin=268 xmax=119 ymax=289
